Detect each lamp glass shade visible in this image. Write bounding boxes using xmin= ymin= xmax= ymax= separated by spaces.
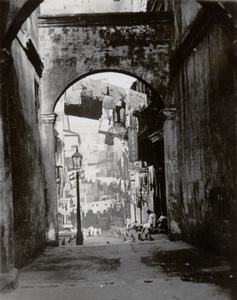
xmin=72 ymin=147 xmax=82 ymax=170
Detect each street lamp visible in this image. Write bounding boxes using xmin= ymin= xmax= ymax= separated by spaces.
xmin=72 ymin=146 xmax=83 ymax=245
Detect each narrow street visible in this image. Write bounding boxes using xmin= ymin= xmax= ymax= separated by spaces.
xmin=1 ymin=229 xmax=235 ymax=300
xmin=1 ymin=2 xmax=237 ymax=300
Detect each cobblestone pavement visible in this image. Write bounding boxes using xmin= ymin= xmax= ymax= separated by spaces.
xmin=1 ymin=229 xmax=235 ymax=300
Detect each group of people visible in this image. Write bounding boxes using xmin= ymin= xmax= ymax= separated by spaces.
xmin=124 ymin=210 xmax=167 ymax=239
xmin=88 ymin=225 xmax=101 ymax=237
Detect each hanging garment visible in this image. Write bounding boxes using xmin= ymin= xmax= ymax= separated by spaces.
xmin=149 ymin=166 xmax=154 ymax=190
xmin=114 ymin=101 xmax=126 ymax=125
xmin=64 ymin=93 xmax=102 ymax=120
xmin=126 ymin=89 xmax=147 ymax=110
xmin=103 ymin=95 xmax=115 ymax=110
xmin=105 ymin=135 xmax=114 ymax=146
xmin=89 ymin=78 xmax=107 ymax=98
xmin=129 ymin=108 xmax=139 ymax=130
xmin=65 ymin=88 xmax=82 ymax=105
xmin=137 ymin=196 xmax=142 ymax=209
xmin=102 ymin=107 xmax=113 ymax=121
xmin=109 ymin=85 xmax=126 ymax=105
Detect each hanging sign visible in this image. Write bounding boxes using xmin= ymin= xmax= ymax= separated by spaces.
xmin=128 ymin=128 xmax=138 ymax=162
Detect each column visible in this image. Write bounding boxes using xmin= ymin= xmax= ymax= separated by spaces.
xmin=162 ymin=108 xmax=181 ymax=240
xmin=41 ymin=113 xmax=58 ymax=246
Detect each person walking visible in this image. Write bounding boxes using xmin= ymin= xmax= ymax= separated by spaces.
xmin=147 ymin=209 xmax=156 ymax=229
xmin=141 ymin=210 xmax=157 ymax=238
xmin=125 ymin=216 xmax=131 ymax=231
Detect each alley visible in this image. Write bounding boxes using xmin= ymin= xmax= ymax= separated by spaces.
xmin=1 ymin=231 xmax=235 ymax=300
xmin=1 ymin=2 xmax=237 ymax=300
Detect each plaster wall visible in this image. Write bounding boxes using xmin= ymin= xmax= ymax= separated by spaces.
xmin=7 ymin=9 xmax=46 ymax=269
xmin=0 ymin=76 xmax=14 ymax=273
xmin=175 ymin=22 xmax=236 ymax=258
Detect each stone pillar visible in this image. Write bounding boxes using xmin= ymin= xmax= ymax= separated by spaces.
xmin=162 ymin=108 xmax=181 ymax=240
xmin=41 ymin=113 xmax=58 ymax=246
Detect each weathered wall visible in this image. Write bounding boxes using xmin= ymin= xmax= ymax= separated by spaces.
xmin=1 ymin=0 xmax=43 ymax=48
xmin=7 ymin=9 xmax=46 ymax=269
xmin=170 ymin=1 xmax=236 ymax=259
xmin=166 ymin=0 xmax=201 ymax=50
xmin=0 ymin=64 xmax=14 ymax=273
xmin=39 ymin=13 xmax=171 ymax=113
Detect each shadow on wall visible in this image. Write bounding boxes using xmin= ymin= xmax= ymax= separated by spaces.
xmin=181 ymin=184 xmax=236 ymax=261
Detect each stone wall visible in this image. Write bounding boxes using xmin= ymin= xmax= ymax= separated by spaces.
xmin=166 ymin=0 xmax=202 ymax=50
xmin=0 ymin=0 xmax=39 ymax=276
xmin=0 ymin=58 xmax=14 ymax=273
xmin=170 ymin=1 xmax=236 ymax=259
xmin=7 ymin=9 xmax=46 ymax=269
xmin=39 ymin=12 xmax=171 ymax=112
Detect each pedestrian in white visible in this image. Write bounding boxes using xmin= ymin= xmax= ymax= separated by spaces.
xmin=125 ymin=216 xmax=131 ymax=231
xmin=144 ymin=209 xmax=157 ymax=235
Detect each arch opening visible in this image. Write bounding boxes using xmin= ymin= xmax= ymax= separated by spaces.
xmin=53 ymin=69 xmax=165 ymax=111
xmin=54 ymin=71 xmax=167 ymax=245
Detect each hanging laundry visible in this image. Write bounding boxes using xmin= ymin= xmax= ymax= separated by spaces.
xmin=126 ymin=89 xmax=147 ymax=110
xmin=148 ymin=166 xmax=154 ymax=190
xmin=114 ymin=101 xmax=126 ymax=125
xmin=128 ymin=108 xmax=139 ymax=130
xmin=89 ymin=78 xmax=107 ymax=98
xmin=137 ymin=195 xmax=142 ymax=209
xmin=121 ymin=180 xmax=125 ymax=192
xmin=135 ymin=172 xmax=140 ymax=189
xmin=65 ymin=87 xmax=82 ymax=105
xmin=109 ymin=85 xmax=126 ymax=105
xmin=105 ymin=135 xmax=114 ymax=146
xmin=64 ymin=92 xmax=102 ymax=120
xmin=113 ymin=123 xmax=127 ymax=139
xmin=81 ymin=89 xmax=93 ymax=100
xmin=103 ymin=95 xmax=115 ymax=110
xmin=101 ymin=107 xmax=113 ymax=121
xmin=98 ymin=127 xmax=118 ymax=146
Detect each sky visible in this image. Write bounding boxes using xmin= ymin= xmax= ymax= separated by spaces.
xmin=87 ymin=72 xmax=136 ymax=89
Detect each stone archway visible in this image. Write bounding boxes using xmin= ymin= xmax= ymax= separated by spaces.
xmin=39 ymin=12 xmax=172 ymax=114
xmin=41 ymin=65 xmax=181 ymax=244
xmin=1 ymin=1 xmax=179 ymax=250
xmin=52 ymin=69 xmax=164 ymax=111
xmin=38 ymin=11 xmax=181 ymax=244
xmin=41 ymin=68 xmax=166 ymax=241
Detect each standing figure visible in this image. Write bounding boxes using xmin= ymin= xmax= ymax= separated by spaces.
xmin=125 ymin=216 xmax=131 ymax=231
xmin=147 ymin=209 xmax=157 ymax=231
xmin=158 ymin=212 xmax=168 ymax=233
xmin=141 ymin=209 xmax=155 ymax=239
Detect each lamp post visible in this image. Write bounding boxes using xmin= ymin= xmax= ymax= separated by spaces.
xmin=72 ymin=146 xmax=83 ymax=245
